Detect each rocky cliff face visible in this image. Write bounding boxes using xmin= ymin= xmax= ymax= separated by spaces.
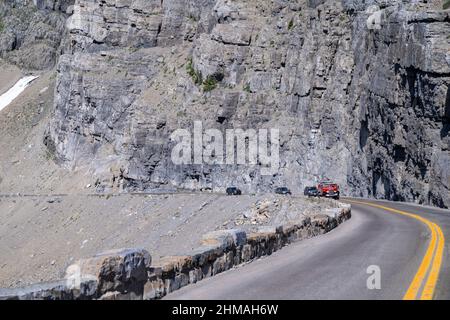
xmin=347 ymin=2 xmax=450 ymax=207
xmin=0 ymin=0 xmax=73 ymax=69
xmin=4 ymin=0 xmax=447 ymax=207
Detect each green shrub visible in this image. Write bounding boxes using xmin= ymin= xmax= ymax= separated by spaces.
xmin=444 ymin=0 xmax=450 ymax=10
xmin=186 ymin=58 xmax=195 ymax=76
xmin=288 ymin=19 xmax=294 ymax=31
xmin=188 ymin=14 xmax=199 ymax=22
xmin=0 ymin=17 xmax=4 ymax=33
xmin=186 ymin=58 xmax=223 ymax=92
xmin=186 ymin=58 xmax=203 ymax=85
xmin=203 ymin=75 xmax=218 ymax=92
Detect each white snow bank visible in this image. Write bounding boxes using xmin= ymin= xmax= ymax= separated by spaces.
xmin=0 ymin=76 xmax=39 ymax=112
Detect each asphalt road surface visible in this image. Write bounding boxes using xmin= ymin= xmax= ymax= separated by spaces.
xmin=165 ymin=198 xmax=450 ymax=300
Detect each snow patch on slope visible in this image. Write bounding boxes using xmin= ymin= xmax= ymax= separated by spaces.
xmin=0 ymin=76 xmax=39 ymax=112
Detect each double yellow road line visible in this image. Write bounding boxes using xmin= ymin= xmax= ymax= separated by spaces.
xmin=348 ymin=200 xmax=445 ymax=300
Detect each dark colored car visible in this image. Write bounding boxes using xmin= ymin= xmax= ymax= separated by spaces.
xmin=304 ymin=186 xmax=319 ymax=197
xmin=226 ymin=187 xmax=242 ymax=196
xmin=275 ymin=187 xmax=292 ymax=195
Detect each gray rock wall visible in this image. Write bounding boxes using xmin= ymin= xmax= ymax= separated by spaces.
xmin=35 ymin=0 xmax=450 ymax=207
xmin=349 ymin=8 xmax=450 ymax=206
xmin=0 ymin=0 xmax=73 ymax=69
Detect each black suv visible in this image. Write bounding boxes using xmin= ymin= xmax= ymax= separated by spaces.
xmin=275 ymin=187 xmax=292 ymax=195
xmin=304 ymin=186 xmax=319 ymax=197
xmin=226 ymin=187 xmax=242 ymax=196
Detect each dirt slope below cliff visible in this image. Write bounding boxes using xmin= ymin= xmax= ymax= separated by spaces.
xmin=0 ymin=193 xmax=338 ymax=288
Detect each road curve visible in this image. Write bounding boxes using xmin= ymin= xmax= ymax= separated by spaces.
xmin=164 ymin=199 xmax=450 ymax=300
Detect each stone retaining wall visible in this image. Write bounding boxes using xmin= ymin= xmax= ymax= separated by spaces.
xmin=0 ymin=204 xmax=351 ymax=300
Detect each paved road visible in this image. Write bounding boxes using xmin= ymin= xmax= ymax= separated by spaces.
xmin=165 ymin=199 xmax=450 ymax=300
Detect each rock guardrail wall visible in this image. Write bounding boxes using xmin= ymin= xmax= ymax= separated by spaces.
xmin=0 ymin=203 xmax=351 ymax=300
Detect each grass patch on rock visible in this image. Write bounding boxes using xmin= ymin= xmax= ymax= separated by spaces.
xmin=444 ymin=0 xmax=450 ymax=10
xmin=288 ymin=19 xmax=295 ymax=31
xmin=203 ymin=75 xmax=218 ymax=92
xmin=186 ymin=58 xmax=203 ymax=85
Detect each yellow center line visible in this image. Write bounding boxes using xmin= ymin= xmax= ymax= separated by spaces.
xmin=346 ymin=199 xmax=445 ymax=300
xmin=403 ymin=219 xmax=437 ymax=300
xmin=421 ymin=223 xmax=445 ymax=300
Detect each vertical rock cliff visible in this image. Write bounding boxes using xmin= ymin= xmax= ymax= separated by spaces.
xmin=0 ymin=0 xmax=73 ymax=69
xmin=347 ymin=1 xmax=450 ymax=207
xmin=2 ymin=0 xmax=448 ymax=207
